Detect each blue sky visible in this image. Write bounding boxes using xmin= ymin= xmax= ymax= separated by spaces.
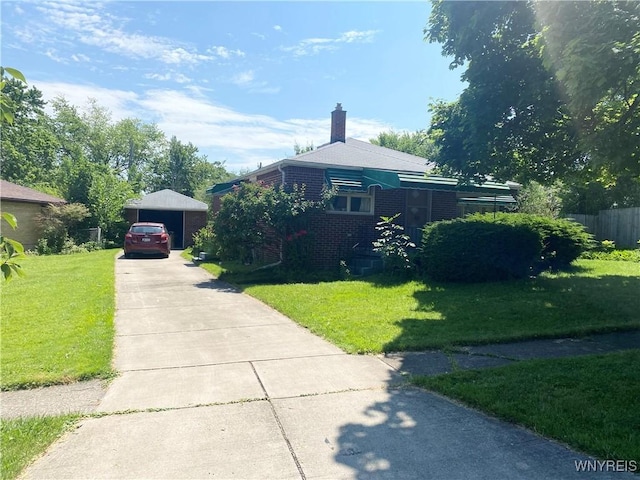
xmin=2 ymin=1 xmax=465 ymax=173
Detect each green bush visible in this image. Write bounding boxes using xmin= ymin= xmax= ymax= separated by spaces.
xmin=468 ymin=213 xmax=594 ymax=270
xmin=420 ymin=218 xmax=542 ymax=283
xmin=580 ymin=249 xmax=640 ymax=262
xmin=192 ymin=224 xmax=219 ymax=257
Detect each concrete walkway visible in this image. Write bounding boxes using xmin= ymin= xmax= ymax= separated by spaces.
xmin=17 ymin=253 xmax=635 ymax=479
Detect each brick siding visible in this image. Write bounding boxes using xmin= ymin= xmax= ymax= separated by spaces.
xmin=184 ymin=211 xmax=207 ymax=247
xmin=430 ymin=190 xmax=458 ymax=222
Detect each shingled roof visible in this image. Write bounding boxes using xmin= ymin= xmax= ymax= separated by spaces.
xmin=286 ymin=138 xmax=435 ymax=173
xmin=0 ymin=180 xmax=66 ymax=204
xmin=125 ymin=189 xmax=208 ymax=211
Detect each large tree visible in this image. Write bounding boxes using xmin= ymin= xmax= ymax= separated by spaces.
xmin=147 ymin=136 xmax=231 ymax=199
xmin=0 ymin=79 xmax=59 ymax=188
xmin=426 ymin=1 xmax=584 ymax=184
xmin=425 ymin=0 xmax=639 ymax=195
xmin=535 ymin=1 xmax=640 ymax=177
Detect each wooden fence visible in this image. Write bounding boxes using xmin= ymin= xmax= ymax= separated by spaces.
xmin=566 ymin=207 xmax=640 ymax=248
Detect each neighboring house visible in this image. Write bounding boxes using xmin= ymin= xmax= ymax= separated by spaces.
xmin=124 ymin=189 xmax=208 ymax=249
xmin=209 ymin=104 xmax=520 ymax=268
xmin=0 ymin=180 xmax=66 ymax=250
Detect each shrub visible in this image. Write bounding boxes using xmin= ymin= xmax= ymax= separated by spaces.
xmin=420 ymin=218 xmax=542 ymax=283
xmin=36 ymin=203 xmax=90 ymax=254
xmin=372 ymin=214 xmax=416 ymax=274
xmin=192 ymin=224 xmax=219 ymax=257
xmin=467 ymin=213 xmax=593 ymax=270
xmin=580 ymin=249 xmax=640 ymax=262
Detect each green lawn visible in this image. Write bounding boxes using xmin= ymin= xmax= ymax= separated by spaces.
xmin=1 ymin=250 xmax=118 ymax=390
xmin=414 ymin=351 xmax=640 ymax=464
xmin=216 ymin=259 xmax=639 ymax=353
xmin=1 ymin=415 xmax=78 ymax=480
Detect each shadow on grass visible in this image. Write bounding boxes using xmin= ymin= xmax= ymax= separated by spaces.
xmin=383 ymin=273 xmax=640 ymax=352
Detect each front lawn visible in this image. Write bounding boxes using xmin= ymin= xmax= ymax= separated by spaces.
xmin=220 ymin=259 xmax=639 ymax=353
xmin=1 ymin=415 xmax=79 ymax=480
xmin=414 ymin=351 xmax=640 ymax=464
xmin=1 ymin=250 xmax=117 ymax=390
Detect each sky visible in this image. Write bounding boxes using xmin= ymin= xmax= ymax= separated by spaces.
xmin=1 ymin=0 xmax=466 ymax=173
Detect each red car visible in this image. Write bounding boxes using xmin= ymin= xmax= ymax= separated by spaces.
xmin=124 ymin=222 xmax=171 ymax=258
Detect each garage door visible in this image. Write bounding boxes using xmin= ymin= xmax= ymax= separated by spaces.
xmin=138 ymin=210 xmax=184 ymax=249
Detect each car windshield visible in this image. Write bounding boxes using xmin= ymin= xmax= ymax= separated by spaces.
xmin=131 ymin=226 xmax=164 ymax=234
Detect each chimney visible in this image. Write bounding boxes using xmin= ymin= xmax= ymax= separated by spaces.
xmin=330 ymin=103 xmax=346 ymax=144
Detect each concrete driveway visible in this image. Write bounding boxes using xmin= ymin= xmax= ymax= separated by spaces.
xmin=21 ymin=252 xmax=626 ymax=479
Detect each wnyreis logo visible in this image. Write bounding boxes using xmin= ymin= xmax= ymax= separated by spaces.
xmin=575 ymin=459 xmax=637 ymax=473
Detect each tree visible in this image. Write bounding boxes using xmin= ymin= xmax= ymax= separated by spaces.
xmin=148 ymin=136 xmax=231 ymax=199
xmin=0 ymin=79 xmax=59 ymax=187
xmin=87 ymin=168 xmax=136 ymax=241
xmin=370 ymin=130 xmax=436 ymax=160
xmin=293 ymin=141 xmax=315 ymax=155
xmin=0 ymin=67 xmax=27 ymax=281
xmin=1 ymin=213 xmax=26 ymax=281
xmin=0 ymin=66 xmax=25 ymax=124
xmin=516 ymin=181 xmax=563 ymax=218
xmin=425 ymin=1 xmax=584 ymax=184
xmin=535 ymin=1 xmax=640 ymax=177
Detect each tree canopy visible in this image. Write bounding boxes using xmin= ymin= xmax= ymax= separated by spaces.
xmin=425 ymin=0 xmax=640 ymax=211
xmin=0 ymin=81 xmax=233 ymax=243
xmin=370 ymin=130 xmax=436 ymax=160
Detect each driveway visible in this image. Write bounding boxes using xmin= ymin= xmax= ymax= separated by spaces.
xmin=21 ymin=252 xmax=627 ymax=479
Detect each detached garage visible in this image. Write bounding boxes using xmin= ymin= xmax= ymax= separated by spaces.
xmin=124 ymin=190 xmax=208 ymax=249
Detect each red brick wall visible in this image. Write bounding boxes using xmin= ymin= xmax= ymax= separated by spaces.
xmin=431 ymin=190 xmax=458 ymax=222
xmin=124 ymin=209 xmax=137 ymax=224
xmin=184 ymin=211 xmax=207 ymax=247
xmin=257 ymin=169 xmax=282 ymax=186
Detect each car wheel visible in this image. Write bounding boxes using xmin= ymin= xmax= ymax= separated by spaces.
xmin=124 ymin=252 xmax=132 ymax=259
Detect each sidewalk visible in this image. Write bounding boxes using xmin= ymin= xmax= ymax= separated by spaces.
xmin=13 ymin=253 xmax=637 ymax=479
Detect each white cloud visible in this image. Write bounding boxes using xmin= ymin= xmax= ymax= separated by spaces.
xmin=282 ymin=29 xmax=380 ymax=57
xmin=231 ymin=70 xmax=255 ymax=87
xmin=144 ymin=72 xmax=192 ymax=84
xmin=71 ymin=53 xmax=90 ymax=62
xmin=27 ymin=2 xmax=216 ymax=66
xmin=32 ymin=81 xmax=390 ymax=170
xmin=273 ymin=25 xmax=283 ymax=32
xmin=45 ymin=49 xmax=67 ymax=63
xmin=208 ymin=46 xmax=245 ymax=59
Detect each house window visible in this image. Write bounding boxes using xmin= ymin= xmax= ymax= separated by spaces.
xmin=328 ymin=192 xmax=374 ymax=215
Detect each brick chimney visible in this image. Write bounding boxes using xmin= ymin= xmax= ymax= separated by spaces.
xmin=330 ymin=103 xmax=346 ymax=144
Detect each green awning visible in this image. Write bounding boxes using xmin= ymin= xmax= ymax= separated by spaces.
xmin=360 ymin=169 xmax=514 ymax=195
xmin=206 ymin=181 xmax=241 ymax=195
xmin=325 ymin=169 xmax=366 ymax=191
xmin=396 ymin=173 xmax=512 ymax=194
xmin=458 ymin=195 xmax=517 ymax=206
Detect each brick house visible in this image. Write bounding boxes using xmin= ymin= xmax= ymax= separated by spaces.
xmin=0 ymin=180 xmax=67 ymax=250
xmin=209 ymin=104 xmax=520 ymax=269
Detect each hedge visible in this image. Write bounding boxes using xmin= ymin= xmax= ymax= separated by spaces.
xmin=420 ymin=219 xmax=542 ymax=282
xmin=419 ymin=213 xmax=594 ymax=283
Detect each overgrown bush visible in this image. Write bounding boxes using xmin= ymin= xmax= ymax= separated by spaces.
xmin=212 ymin=182 xmax=330 ymax=267
xmin=192 ymin=224 xmax=219 ymax=257
xmin=420 ymin=218 xmax=542 ymax=282
xmin=36 ymin=203 xmax=90 ymax=254
xmin=468 ymin=213 xmax=594 ymax=270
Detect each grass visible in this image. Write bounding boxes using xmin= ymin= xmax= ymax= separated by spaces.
xmin=1 ymin=250 xmax=117 ymax=390
xmin=414 ymin=351 xmax=640 ymax=463
xmin=199 ymin=259 xmax=639 ymax=353
xmin=1 ymin=415 xmax=79 ymax=480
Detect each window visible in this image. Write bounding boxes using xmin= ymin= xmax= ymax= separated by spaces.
xmin=328 ymin=192 xmax=374 ymax=215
